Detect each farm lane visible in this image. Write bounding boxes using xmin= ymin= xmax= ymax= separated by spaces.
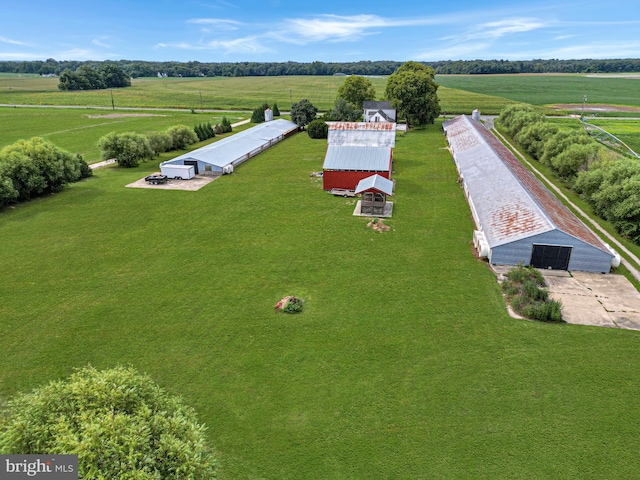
xmin=0 ymin=103 xmax=251 ymax=114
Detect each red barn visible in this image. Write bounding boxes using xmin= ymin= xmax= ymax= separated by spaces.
xmin=322 ymin=146 xmax=393 ymax=190
xmin=322 ymin=122 xmax=395 ymax=191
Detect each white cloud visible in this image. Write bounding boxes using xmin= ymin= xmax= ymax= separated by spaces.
xmin=92 ymin=37 xmax=111 ymax=49
xmin=442 ymin=17 xmax=548 ymax=43
xmin=279 ymin=14 xmax=459 ymax=44
xmin=0 ymin=36 xmax=29 ymax=46
xmin=187 ymin=18 xmax=242 ymax=30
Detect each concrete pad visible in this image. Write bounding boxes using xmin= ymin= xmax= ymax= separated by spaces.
xmin=491 ymin=264 xmax=640 ymax=330
xmin=571 ymin=271 xmax=640 ymax=313
xmin=614 ymin=313 xmax=640 ymax=331
xmin=126 ymin=173 xmax=221 ymax=191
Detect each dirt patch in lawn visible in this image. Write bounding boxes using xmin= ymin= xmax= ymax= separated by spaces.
xmin=86 ymin=113 xmax=167 ymax=119
xmin=549 ymin=104 xmax=640 ymax=113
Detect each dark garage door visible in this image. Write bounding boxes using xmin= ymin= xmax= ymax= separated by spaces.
xmin=183 ymin=160 xmax=199 ymax=174
xmin=530 ymin=245 xmax=572 ymax=270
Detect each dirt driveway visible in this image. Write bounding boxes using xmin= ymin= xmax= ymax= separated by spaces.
xmin=493 ymin=266 xmax=640 ymax=330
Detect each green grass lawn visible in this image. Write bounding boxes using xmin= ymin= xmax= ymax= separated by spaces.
xmin=0 ymin=107 xmax=246 ymax=162
xmin=1 ymin=123 xmax=640 ymax=478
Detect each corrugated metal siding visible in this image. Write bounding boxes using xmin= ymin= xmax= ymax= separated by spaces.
xmin=162 ymin=119 xmax=298 ymax=169
xmin=491 ymin=231 xmax=613 ymax=272
xmin=323 ymin=146 xmax=392 ymax=171
xmin=327 ymin=122 xmax=396 ymax=147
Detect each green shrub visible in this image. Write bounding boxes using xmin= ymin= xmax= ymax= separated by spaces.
xmin=0 ymin=365 xmax=217 ymax=479
xmin=97 ymin=131 xmax=152 ymax=167
xmin=167 ymin=125 xmax=199 ymax=150
xmin=502 ymin=264 xmax=563 ymax=323
xmin=307 ymin=119 xmax=328 ymax=139
xmin=146 ymin=131 xmax=173 ymax=156
xmin=283 ymin=296 xmax=304 ymax=313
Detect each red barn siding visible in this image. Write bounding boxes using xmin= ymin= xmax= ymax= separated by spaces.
xmin=323 ymin=170 xmax=391 ymax=190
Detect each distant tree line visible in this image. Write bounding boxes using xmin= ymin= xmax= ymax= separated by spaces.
xmin=3 ymin=58 xmax=640 ymax=78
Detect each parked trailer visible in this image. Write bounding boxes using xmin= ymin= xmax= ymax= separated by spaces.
xmin=160 ymin=164 xmax=195 ymax=180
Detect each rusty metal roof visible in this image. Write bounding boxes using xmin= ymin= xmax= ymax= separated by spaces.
xmin=443 ymin=115 xmax=608 ymax=251
xmin=327 ymin=122 xmax=396 ymax=148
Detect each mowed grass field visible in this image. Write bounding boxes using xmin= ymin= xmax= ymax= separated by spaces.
xmin=2 ymin=122 xmax=640 ymax=478
xmin=0 ymin=74 xmax=516 ymax=114
xmin=0 ymin=107 xmax=246 ymax=162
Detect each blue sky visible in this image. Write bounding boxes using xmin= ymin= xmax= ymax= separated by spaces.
xmin=1 ymin=0 xmax=639 ymax=62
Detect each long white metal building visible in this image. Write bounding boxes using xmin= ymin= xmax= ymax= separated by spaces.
xmin=443 ymin=114 xmax=618 ymax=273
xmin=161 ymin=119 xmax=298 ymax=175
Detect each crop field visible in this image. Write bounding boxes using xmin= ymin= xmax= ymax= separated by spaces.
xmin=0 ymin=74 xmax=515 ymax=114
xmin=437 ymin=74 xmax=640 ymax=110
xmin=588 ymin=119 xmax=640 ymax=154
xmin=0 ymin=106 xmax=245 ymax=162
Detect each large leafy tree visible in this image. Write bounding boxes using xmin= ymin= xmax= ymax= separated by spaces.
xmin=290 ymin=99 xmax=317 ymax=129
xmin=327 ymin=98 xmax=362 ymax=122
xmin=100 ymin=63 xmax=131 ymax=88
xmin=385 ymin=61 xmax=441 ymax=127
xmin=98 ymin=132 xmax=153 ymax=167
xmin=337 ymin=75 xmax=375 ymax=108
xmin=0 ymin=365 xmax=217 ymax=479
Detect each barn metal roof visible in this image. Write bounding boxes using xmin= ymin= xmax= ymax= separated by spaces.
xmin=161 ymin=119 xmax=298 ymax=169
xmin=327 ymin=122 xmax=396 ymax=147
xmin=443 ymin=115 xmax=609 ymax=251
xmin=323 ymin=146 xmax=392 ymax=171
xmin=355 ymin=174 xmax=394 ymax=195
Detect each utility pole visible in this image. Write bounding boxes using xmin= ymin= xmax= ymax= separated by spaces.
xmin=110 ymin=90 xmax=115 ymax=110
xmin=289 ymin=88 xmax=293 ymax=110
xmin=581 ymin=94 xmax=587 ymax=121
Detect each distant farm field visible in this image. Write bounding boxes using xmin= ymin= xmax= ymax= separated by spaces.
xmin=2 ymin=124 xmax=640 ymax=478
xmin=0 ymin=107 xmax=245 ymax=162
xmin=588 ymin=119 xmax=640 ymax=154
xmin=436 ymin=74 xmax=640 ymax=109
xmin=1 ymin=74 xmax=515 ymax=114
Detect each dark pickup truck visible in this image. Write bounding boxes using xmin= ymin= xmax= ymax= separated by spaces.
xmin=145 ymin=174 xmax=168 ymax=185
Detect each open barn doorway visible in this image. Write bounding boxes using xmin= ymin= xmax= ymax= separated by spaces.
xmin=530 ymin=245 xmax=572 ymax=270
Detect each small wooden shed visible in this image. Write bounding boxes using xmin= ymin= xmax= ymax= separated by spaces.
xmin=355 ymin=174 xmax=393 ymax=215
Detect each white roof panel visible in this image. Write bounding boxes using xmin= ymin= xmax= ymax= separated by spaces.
xmin=162 ymin=119 xmax=298 ymax=169
xmin=323 ymin=146 xmax=392 ymax=171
